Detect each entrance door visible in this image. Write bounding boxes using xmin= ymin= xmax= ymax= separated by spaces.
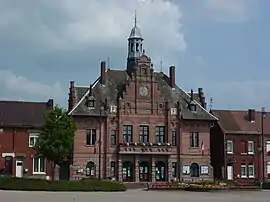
xmin=15 ymin=160 xmax=23 ymax=178
xmin=4 ymin=156 xmax=13 ymax=175
xmin=227 ymin=166 xmax=233 ymax=180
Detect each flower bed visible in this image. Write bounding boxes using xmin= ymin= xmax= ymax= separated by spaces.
xmin=0 ymin=177 xmax=126 ymax=192
xmin=147 ymin=182 xmax=186 ymax=190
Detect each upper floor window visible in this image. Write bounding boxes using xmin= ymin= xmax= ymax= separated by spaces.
xmin=172 ymin=131 xmax=177 ymax=146
xmin=123 ymin=125 xmax=133 ymax=143
xmin=190 ymin=132 xmax=199 ymax=147
xmin=29 ymin=132 xmax=39 ymax=147
xmin=190 ymin=104 xmax=196 ymax=112
xmin=86 ymin=129 xmax=96 ymax=146
xmin=156 ymin=126 xmax=165 ymax=143
xmin=248 ymin=141 xmax=254 ymax=154
xmin=227 ymin=140 xmax=233 ymax=154
xmin=139 ymin=125 xmax=149 ymax=143
xmin=111 ymin=130 xmax=117 ymax=145
xmin=87 ymin=99 xmax=95 ymax=108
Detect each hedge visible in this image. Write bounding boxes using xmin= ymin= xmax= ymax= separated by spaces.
xmin=0 ymin=177 xmax=126 ymax=192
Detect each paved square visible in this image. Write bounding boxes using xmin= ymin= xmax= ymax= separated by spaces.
xmin=1 ymin=189 xmax=270 ymax=202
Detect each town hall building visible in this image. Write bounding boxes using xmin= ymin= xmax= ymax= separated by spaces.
xmin=68 ymin=17 xmax=217 ymax=182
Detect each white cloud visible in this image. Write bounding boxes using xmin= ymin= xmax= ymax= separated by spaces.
xmin=0 ymin=70 xmax=63 ymax=100
xmin=0 ymin=0 xmax=185 ymax=57
xmin=203 ymin=0 xmax=249 ymax=22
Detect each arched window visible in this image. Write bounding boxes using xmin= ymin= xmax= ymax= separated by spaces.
xmin=139 ymin=161 xmax=150 ymax=182
xmin=155 ymin=161 xmax=166 ymax=181
xmin=190 ymin=163 xmax=199 ymax=177
xmin=122 ymin=161 xmax=134 ymax=182
xmin=86 ymin=161 xmax=95 ymax=178
xmin=136 ymin=43 xmax=139 ymax=52
xmin=131 ymin=43 xmax=134 ymax=52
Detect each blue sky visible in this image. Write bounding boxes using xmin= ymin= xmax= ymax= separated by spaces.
xmin=0 ymin=0 xmax=269 ymax=111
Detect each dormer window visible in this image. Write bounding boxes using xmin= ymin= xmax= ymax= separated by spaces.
xmin=189 ymin=102 xmax=196 ymax=112
xmin=86 ymin=96 xmax=95 ymax=108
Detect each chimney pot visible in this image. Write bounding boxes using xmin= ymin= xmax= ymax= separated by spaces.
xmin=169 ymin=66 xmax=175 ymax=89
xmin=70 ymin=80 xmax=75 ymax=87
xmin=100 ymin=61 xmax=106 ymax=85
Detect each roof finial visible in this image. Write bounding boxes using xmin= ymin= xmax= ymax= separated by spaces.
xmin=209 ymin=97 xmax=213 ymax=110
xmin=134 ymin=10 xmax=137 ymax=27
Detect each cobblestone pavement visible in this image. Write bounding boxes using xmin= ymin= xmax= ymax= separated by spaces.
xmin=1 ymin=189 xmax=270 ymax=202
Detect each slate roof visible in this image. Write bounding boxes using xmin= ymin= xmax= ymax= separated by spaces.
xmin=69 ymin=68 xmax=216 ymax=121
xmin=211 ymin=110 xmax=270 ymax=134
xmin=0 ymin=99 xmax=53 ymax=127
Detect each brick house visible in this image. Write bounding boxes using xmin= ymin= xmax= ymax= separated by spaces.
xmin=210 ymin=109 xmax=270 ymax=184
xmin=0 ymin=99 xmax=53 ymax=178
xmin=68 ymin=19 xmax=217 ymax=182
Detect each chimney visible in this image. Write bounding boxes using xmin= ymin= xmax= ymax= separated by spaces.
xmin=248 ymin=109 xmax=255 ymax=122
xmin=198 ymin=88 xmax=206 ymax=109
xmin=68 ymin=80 xmax=76 ymax=111
xmin=46 ymin=99 xmax=54 ymax=109
xmin=169 ymin=65 xmax=175 ymax=89
xmin=100 ymin=61 xmax=106 ymax=85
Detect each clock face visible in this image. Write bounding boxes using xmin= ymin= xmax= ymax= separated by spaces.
xmin=139 ymin=86 xmax=149 ymax=96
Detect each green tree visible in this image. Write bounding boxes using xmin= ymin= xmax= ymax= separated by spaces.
xmin=35 ymin=105 xmax=76 ymax=180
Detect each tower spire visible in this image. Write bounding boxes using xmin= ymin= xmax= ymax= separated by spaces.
xmin=134 ymin=10 xmax=137 ymax=27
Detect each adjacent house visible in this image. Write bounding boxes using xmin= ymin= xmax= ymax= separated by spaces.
xmin=0 ymin=99 xmax=53 ymax=178
xmin=68 ymin=18 xmax=217 ymax=182
xmin=210 ymin=109 xmax=270 ymax=185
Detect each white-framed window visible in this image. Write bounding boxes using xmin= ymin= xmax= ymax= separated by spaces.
xmin=241 ymin=163 xmax=247 ymax=178
xmin=266 ymin=141 xmax=270 ymax=154
xmin=227 ymin=140 xmax=233 ymax=154
xmin=200 ymin=166 xmax=209 ymax=175
xmin=248 ymin=141 xmax=254 ymax=154
xmin=33 ymin=156 xmax=45 ymax=174
xmin=29 ymin=132 xmax=39 ymax=147
xmin=248 ymin=163 xmax=255 ymax=178
xmin=182 ymin=165 xmax=190 ymax=175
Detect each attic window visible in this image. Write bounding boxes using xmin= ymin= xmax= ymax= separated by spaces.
xmin=190 ymin=104 xmax=196 ymax=112
xmin=87 ymin=99 xmax=95 ymax=108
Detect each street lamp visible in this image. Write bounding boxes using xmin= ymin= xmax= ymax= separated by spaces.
xmin=261 ymin=107 xmax=267 ymax=185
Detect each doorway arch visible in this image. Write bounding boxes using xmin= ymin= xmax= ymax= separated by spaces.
xmin=155 ymin=161 xmax=166 ymax=181
xmin=122 ymin=161 xmax=134 ymax=182
xmin=86 ymin=161 xmax=95 ymax=178
xmin=190 ymin=163 xmax=199 ymax=177
xmin=139 ymin=161 xmax=150 ymax=182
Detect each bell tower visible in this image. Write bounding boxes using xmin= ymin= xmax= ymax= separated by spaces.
xmin=127 ymin=12 xmax=144 ymax=77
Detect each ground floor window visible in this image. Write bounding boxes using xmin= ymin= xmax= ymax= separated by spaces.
xmin=190 ymin=163 xmax=199 ymax=177
xmin=155 ymin=161 xmax=166 ymax=181
xmin=248 ymin=163 xmax=254 ymax=178
xmin=172 ymin=162 xmax=177 ymax=178
xmin=183 ymin=165 xmax=190 ymax=175
xmin=33 ymin=156 xmax=45 ymax=174
xmin=86 ymin=161 xmax=95 ymax=177
xmin=241 ymin=163 xmax=247 ymax=178
xmin=139 ymin=161 xmax=150 ymax=182
xmin=267 ymin=162 xmax=270 ymax=178
xmin=122 ymin=161 xmax=134 ymax=182
xmin=200 ymin=165 xmax=209 ymax=175
xmin=110 ymin=161 xmax=116 ymax=177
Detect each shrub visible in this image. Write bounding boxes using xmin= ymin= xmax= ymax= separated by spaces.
xmin=0 ymin=177 xmax=126 ymax=192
